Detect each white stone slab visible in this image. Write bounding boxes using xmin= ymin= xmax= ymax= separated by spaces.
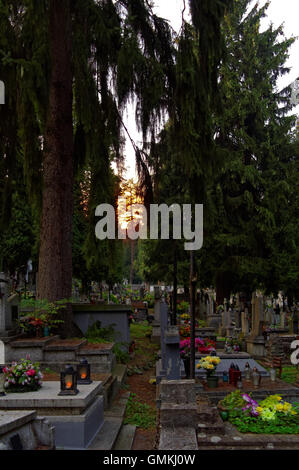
xmin=0 ymin=381 xmax=103 ymax=410
xmin=0 ymin=410 xmax=36 ymax=436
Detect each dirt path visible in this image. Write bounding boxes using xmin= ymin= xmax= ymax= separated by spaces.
xmin=124 ymin=323 xmax=159 ymax=450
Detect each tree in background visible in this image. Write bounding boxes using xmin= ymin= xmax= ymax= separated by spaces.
xmin=200 ymin=0 xmax=298 ymax=303
xmin=0 ymin=1 xmax=176 ymax=334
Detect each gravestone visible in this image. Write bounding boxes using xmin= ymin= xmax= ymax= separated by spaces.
xmin=164 ymin=326 xmax=181 ymax=381
xmin=264 ymin=298 xmax=273 ymax=325
xmin=151 ymin=286 xmax=162 ymax=344
xmin=0 ymin=340 xmax=4 ymax=365
xmin=158 ymin=379 xmax=198 ymax=450
xmin=199 ymin=296 xmax=206 ymax=320
xmin=207 ymin=295 xmax=221 ymax=329
xmin=280 ymin=311 xmax=287 ymax=329
xmin=234 ymin=309 xmax=241 ymax=329
xmin=246 ymin=292 xmax=266 ymax=357
xmin=241 ymin=308 xmax=250 ymax=336
xmin=0 ymin=382 xmax=104 ymax=450
xmin=0 ymin=273 xmax=20 ymax=338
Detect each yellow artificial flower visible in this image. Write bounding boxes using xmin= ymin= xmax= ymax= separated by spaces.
xmin=283 ymin=403 xmax=292 ymax=412
xmin=275 ymin=404 xmax=284 ymax=411
xmin=256 ymin=407 xmax=263 ymax=413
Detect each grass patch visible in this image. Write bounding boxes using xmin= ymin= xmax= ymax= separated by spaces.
xmin=124 ymin=393 xmax=156 ymax=429
xmin=129 ymin=321 xmax=158 ymax=366
xmin=281 ymin=366 xmax=299 ymax=384
xmin=84 ymin=321 xmax=116 ymax=343
xmin=130 ymin=321 xmax=152 ymax=339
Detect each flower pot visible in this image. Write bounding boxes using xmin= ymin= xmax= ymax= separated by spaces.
xmin=35 ymin=327 xmax=42 ymax=338
xmin=220 ymin=410 xmax=229 ymax=421
xmin=43 ymin=326 xmax=49 ymax=337
xmin=207 ymin=375 xmax=219 ymax=388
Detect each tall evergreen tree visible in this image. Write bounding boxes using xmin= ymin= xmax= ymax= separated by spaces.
xmin=200 ymin=0 xmax=298 ymax=303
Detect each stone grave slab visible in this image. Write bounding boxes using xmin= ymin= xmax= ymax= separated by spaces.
xmin=0 ymin=381 xmax=104 ymax=449
xmin=0 ymin=380 xmax=102 ymax=414
xmin=0 ymin=410 xmax=55 ymax=450
xmin=180 ymin=357 xmax=269 ymax=378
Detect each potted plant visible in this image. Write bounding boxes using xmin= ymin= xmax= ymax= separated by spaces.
xmin=18 ymin=299 xmax=66 ymax=337
xmin=196 ymin=355 xmax=221 ymax=387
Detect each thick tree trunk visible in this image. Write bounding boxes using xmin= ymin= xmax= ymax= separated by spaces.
xmin=189 ymin=250 xmax=197 ymax=379
xmin=37 ymin=1 xmax=73 ymax=334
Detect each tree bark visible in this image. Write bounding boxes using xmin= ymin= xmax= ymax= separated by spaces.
xmin=189 ymin=250 xmax=197 ymax=379
xmin=37 ymin=1 xmax=73 ymax=334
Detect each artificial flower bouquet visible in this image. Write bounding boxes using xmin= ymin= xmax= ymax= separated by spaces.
xmin=179 ymin=338 xmax=216 ymax=359
xmin=180 ymin=313 xmax=190 ymax=321
xmin=198 ymin=338 xmax=216 ymax=354
xmin=3 ymin=358 xmax=43 ymax=393
xmin=196 ymin=355 xmax=221 ymax=376
xmin=180 ymin=338 xmax=204 ymax=359
xmin=179 ymin=324 xmax=191 ymax=338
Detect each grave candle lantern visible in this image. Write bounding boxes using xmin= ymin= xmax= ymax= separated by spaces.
xmin=77 ymin=358 xmax=92 ymax=385
xmin=222 ymin=371 xmax=229 ymax=383
xmin=237 ymin=378 xmax=243 ymax=389
xmin=252 ymin=367 xmax=261 ymax=388
xmin=244 ymin=362 xmax=251 ymax=381
xmin=58 ymin=365 xmax=79 ymax=396
xmin=269 ymin=365 xmax=276 ymax=382
xmin=0 ymin=366 xmax=6 ymax=396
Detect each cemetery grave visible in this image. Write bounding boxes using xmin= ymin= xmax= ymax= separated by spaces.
xmin=153 ymin=290 xmax=299 ymax=450
xmin=1 ymin=278 xmax=299 ymax=451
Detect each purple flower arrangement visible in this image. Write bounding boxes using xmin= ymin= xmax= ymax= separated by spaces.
xmin=241 ymin=393 xmax=259 ymax=417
